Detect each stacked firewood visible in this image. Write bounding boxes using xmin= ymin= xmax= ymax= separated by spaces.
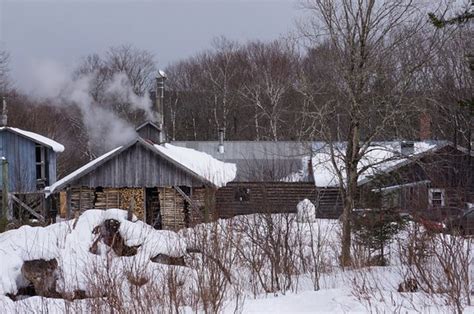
xmin=119 ymin=188 xmax=145 ymax=220
xmin=94 ymin=189 xmax=120 ymax=209
xmin=159 ymin=187 xmax=186 ymax=230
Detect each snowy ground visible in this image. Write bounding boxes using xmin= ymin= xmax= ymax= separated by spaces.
xmin=0 ymin=207 xmax=473 ymax=313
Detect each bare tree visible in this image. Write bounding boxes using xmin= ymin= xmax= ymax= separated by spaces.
xmin=299 ymin=0 xmax=447 ymax=266
xmin=240 ymin=40 xmax=299 ymax=141
xmin=427 ymin=26 xmax=473 ymax=150
xmin=74 ymin=44 xmax=157 ymax=126
xmin=73 ymin=53 xmax=110 ymax=103
xmin=105 ymin=44 xmax=156 ymax=96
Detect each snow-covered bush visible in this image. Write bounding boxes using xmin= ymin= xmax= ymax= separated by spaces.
xmin=296 ymin=199 xmax=316 ymax=223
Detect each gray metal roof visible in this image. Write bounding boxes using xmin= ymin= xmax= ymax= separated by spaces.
xmin=171 ymin=141 xmax=323 ymax=181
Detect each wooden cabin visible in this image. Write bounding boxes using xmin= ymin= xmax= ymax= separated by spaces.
xmin=0 ymin=127 xmax=64 ymax=193
xmin=360 ymin=143 xmax=474 ymax=215
xmin=47 ymin=122 xmax=236 ymax=230
xmin=171 ymin=140 xmax=329 ymax=218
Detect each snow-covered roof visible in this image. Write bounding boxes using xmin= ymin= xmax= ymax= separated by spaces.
xmin=154 ymin=143 xmax=236 ymax=188
xmin=0 ymin=126 xmax=65 ymax=153
xmin=311 ymin=141 xmax=443 ymax=187
xmin=46 ymin=138 xmax=236 ymax=194
xmin=46 ymin=146 xmax=123 ymax=195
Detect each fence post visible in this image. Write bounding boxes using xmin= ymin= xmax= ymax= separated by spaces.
xmin=1 ymin=157 xmax=9 ymax=232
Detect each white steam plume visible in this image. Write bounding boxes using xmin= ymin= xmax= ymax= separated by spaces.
xmin=27 ymin=59 xmax=155 ymax=151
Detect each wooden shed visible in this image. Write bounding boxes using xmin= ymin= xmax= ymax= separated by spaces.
xmin=0 ymin=126 xmax=64 ymax=192
xmin=47 ymin=125 xmax=236 ymax=230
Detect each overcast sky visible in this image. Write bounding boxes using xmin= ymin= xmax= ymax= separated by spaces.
xmin=0 ymin=0 xmax=301 ymax=92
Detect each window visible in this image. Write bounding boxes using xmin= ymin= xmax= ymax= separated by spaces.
xmin=234 ymin=187 xmax=250 ymax=202
xmin=35 ymin=145 xmax=48 ymax=185
xmin=429 ymin=188 xmax=445 ymax=207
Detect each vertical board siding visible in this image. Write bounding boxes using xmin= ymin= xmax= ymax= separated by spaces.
xmin=48 ymin=152 xmax=57 ymax=185
xmin=137 ymin=124 xmax=161 ymax=143
xmin=74 ymin=143 xmax=203 ymax=187
xmin=2 ymin=131 xmax=37 ymax=192
xmin=0 ymin=130 xmax=58 ymax=192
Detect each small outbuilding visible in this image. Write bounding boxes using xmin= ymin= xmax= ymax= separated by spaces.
xmin=0 ymin=126 xmax=64 ymax=193
xmin=46 ymin=122 xmax=236 ymax=230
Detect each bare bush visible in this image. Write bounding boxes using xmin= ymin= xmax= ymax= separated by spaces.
xmin=398 ymin=223 xmax=472 ymax=314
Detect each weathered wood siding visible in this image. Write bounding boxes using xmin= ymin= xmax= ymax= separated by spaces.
xmin=215 ymin=182 xmax=341 ymax=218
xmin=317 ymin=187 xmax=344 ymax=218
xmin=0 ymin=130 xmax=57 ymax=192
xmin=72 ymin=143 xmax=204 ymax=188
xmin=0 ymin=131 xmax=37 ymax=192
xmin=361 ymin=145 xmax=474 ymax=211
xmin=137 ymin=124 xmax=161 ymax=143
xmin=48 ymin=151 xmax=57 ymax=186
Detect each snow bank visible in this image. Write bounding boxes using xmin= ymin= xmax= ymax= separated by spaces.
xmin=154 ymin=143 xmax=236 ymax=187
xmin=0 ymin=127 xmax=65 ymax=153
xmin=0 ymin=209 xmax=187 ymax=296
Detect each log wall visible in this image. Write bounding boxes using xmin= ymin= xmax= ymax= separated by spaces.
xmin=215 ymin=182 xmax=341 ymax=219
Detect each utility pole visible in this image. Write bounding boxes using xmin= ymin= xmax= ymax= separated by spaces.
xmin=1 ymin=157 xmax=9 ymax=232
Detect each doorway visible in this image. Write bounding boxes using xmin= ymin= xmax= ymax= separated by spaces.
xmin=145 ymin=187 xmax=161 ymax=229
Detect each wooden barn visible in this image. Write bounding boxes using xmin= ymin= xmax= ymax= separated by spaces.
xmin=46 ymin=122 xmax=236 ymax=230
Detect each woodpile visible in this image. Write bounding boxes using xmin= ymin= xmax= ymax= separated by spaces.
xmin=70 ymin=187 xmax=94 ymax=213
xmin=119 ymin=188 xmax=145 ymax=220
xmin=94 ymin=189 xmax=120 ymax=209
xmin=159 ymin=187 xmax=186 ymax=230
xmin=59 ymin=192 xmax=67 ymax=218
xmin=65 ymin=185 xmax=212 ymax=230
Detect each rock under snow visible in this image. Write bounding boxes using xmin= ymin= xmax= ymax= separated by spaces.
xmin=0 ymin=209 xmax=187 ymax=297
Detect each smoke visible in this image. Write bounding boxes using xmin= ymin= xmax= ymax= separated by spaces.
xmin=27 ymin=59 xmax=155 ymax=151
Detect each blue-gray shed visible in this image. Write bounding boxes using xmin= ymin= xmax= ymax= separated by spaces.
xmin=0 ymin=127 xmax=64 ymax=192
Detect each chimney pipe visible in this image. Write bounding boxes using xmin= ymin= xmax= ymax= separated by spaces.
xmin=155 ymin=70 xmax=167 ymax=128
xmin=218 ymin=128 xmax=225 ymax=154
xmin=155 ymin=70 xmax=167 ymax=143
xmin=1 ymin=97 xmax=7 ymax=127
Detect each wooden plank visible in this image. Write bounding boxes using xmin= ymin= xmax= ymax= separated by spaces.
xmin=174 ymin=185 xmax=203 ymax=219
xmin=59 ymin=191 xmax=67 ymax=218
xmin=10 ymin=193 xmax=45 ymax=222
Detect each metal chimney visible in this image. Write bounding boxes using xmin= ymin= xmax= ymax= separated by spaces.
xmin=218 ymin=128 xmax=225 ymax=154
xmin=1 ymin=97 xmax=7 ymax=127
xmin=155 ymin=70 xmax=167 ymax=128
